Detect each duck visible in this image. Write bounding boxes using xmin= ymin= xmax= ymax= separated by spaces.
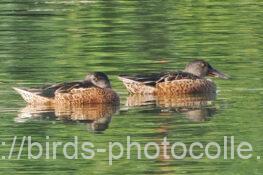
xmin=13 ymin=72 xmax=119 ymax=105
xmin=118 ymin=60 xmax=229 ymax=95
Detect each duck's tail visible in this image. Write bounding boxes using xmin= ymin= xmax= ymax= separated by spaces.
xmin=118 ymin=76 xmax=138 ymax=84
xmin=13 ymin=87 xmax=52 ymax=105
xmin=118 ymin=76 xmax=155 ymax=94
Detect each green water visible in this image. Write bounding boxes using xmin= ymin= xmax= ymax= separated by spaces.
xmin=0 ymin=0 xmax=263 ymax=174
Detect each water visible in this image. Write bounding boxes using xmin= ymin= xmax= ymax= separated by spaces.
xmin=0 ymin=0 xmax=263 ymax=174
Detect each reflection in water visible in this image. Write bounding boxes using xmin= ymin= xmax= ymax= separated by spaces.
xmin=126 ymin=93 xmax=216 ymax=122
xmin=126 ymin=93 xmax=218 ymax=169
xmin=15 ymin=103 xmax=119 ymax=132
xmin=125 ymin=93 xmax=218 ymax=168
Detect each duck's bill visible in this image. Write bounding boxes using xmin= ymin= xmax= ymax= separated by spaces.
xmin=208 ymin=68 xmax=229 ymax=79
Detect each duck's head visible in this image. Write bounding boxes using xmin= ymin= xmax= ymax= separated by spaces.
xmin=85 ymin=72 xmax=111 ymax=88
xmin=184 ymin=60 xmax=229 ymax=79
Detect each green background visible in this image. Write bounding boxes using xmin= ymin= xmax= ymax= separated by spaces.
xmin=0 ymin=0 xmax=262 ymax=174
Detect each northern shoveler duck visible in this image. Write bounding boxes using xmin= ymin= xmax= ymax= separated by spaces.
xmin=13 ymin=72 xmax=120 ymax=105
xmin=118 ymin=60 xmax=229 ymax=95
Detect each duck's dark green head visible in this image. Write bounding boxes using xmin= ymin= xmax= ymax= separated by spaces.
xmin=85 ymin=72 xmax=111 ymax=88
xmin=184 ymin=60 xmax=229 ymax=79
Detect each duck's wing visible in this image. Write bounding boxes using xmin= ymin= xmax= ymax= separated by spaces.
xmin=156 ymin=71 xmax=200 ymax=83
xmin=119 ymin=72 xmax=199 ymax=86
xmin=13 ymin=81 xmax=95 ymax=104
xmin=41 ymin=81 xmax=95 ymax=96
xmin=14 ymin=80 xmax=95 ymax=99
xmin=118 ymin=73 xmax=166 ymax=86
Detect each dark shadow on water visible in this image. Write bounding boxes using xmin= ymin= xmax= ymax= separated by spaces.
xmin=15 ymin=103 xmax=120 ymax=133
xmin=125 ymin=93 xmax=217 ymax=122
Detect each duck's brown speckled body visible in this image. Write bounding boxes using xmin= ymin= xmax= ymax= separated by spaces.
xmin=54 ymin=87 xmax=119 ymax=104
xmin=14 ymin=72 xmax=119 ymax=105
xmin=118 ymin=60 xmax=228 ymax=95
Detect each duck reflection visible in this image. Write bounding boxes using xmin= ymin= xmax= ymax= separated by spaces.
xmin=125 ymin=93 xmax=217 ymax=122
xmin=15 ymin=103 xmax=119 ymax=132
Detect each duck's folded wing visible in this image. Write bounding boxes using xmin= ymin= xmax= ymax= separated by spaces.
xmin=13 ymin=81 xmax=95 ymax=104
xmin=41 ymin=81 xmax=92 ymax=97
xmin=157 ymin=72 xmax=199 ymax=82
xmin=119 ymin=72 xmax=199 ymax=86
xmin=118 ymin=73 xmax=166 ymax=86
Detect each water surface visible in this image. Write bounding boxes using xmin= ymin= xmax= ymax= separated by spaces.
xmin=0 ymin=1 xmax=263 ymax=174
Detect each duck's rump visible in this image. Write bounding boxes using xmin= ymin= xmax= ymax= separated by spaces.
xmin=13 ymin=87 xmax=53 ymax=105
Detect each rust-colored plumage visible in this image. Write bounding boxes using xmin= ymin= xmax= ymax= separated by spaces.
xmin=118 ymin=60 xmax=228 ymax=95
xmin=13 ymin=72 xmax=119 ymax=105
xmin=156 ymin=79 xmax=216 ymax=95
xmin=54 ymin=87 xmax=119 ymax=104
